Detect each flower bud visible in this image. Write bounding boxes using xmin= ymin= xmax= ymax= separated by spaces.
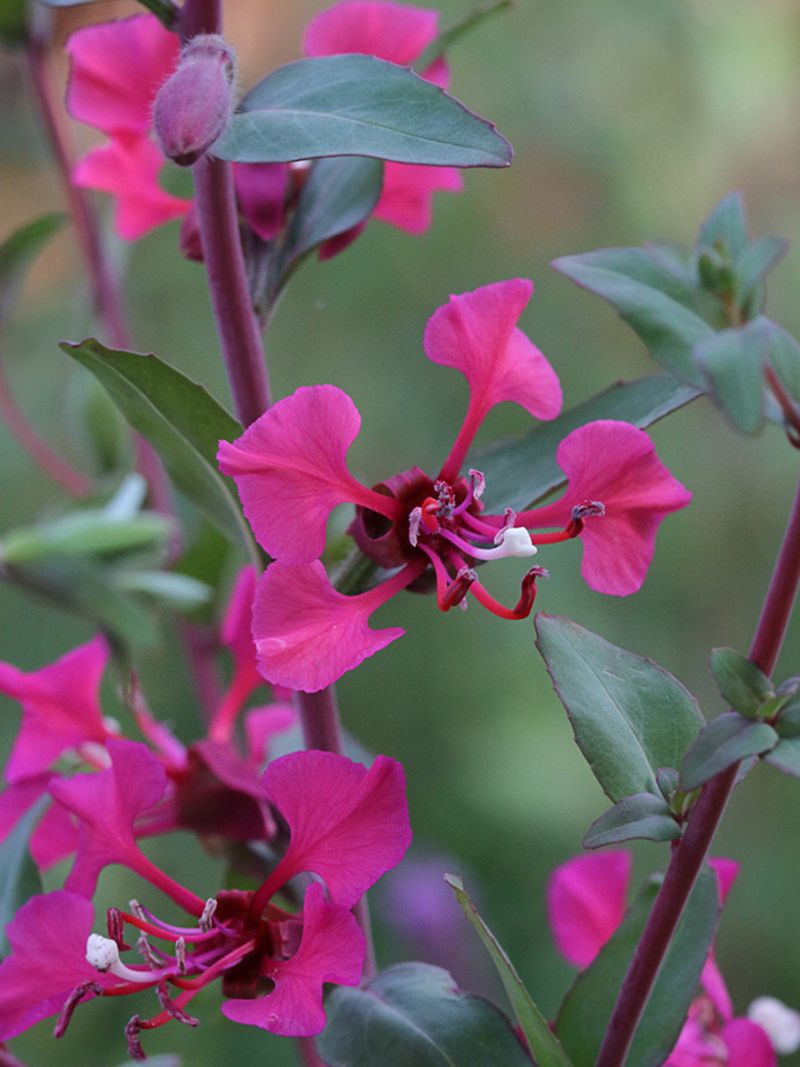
xmin=153 ymin=35 xmax=237 ymax=167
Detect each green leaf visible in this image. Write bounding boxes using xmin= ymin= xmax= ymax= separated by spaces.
xmin=0 ymin=799 xmax=46 ymax=957
xmin=1 ymin=511 xmax=171 ymax=565
xmin=709 ymin=647 xmax=773 ymax=717
xmin=556 ymin=867 xmax=719 ymax=1067
xmin=445 ymin=875 xmax=573 ymax=1067
xmin=477 ymin=372 xmax=698 ymax=514
xmin=697 ymin=192 xmax=749 ymax=259
xmin=61 ymin=340 xmax=254 ymax=555
xmin=693 ymin=324 xmax=767 ymax=434
xmin=582 ymin=793 xmax=681 ymax=849
xmin=763 ymin=737 xmax=800 ymax=779
xmin=318 ymin=962 xmax=534 ymax=1066
xmin=0 ymin=214 xmax=65 ymax=321
xmin=415 ymin=0 xmax=514 ymax=70
xmin=260 ymin=156 xmax=383 ymax=309
xmin=114 ymin=570 xmax=211 ymax=611
xmin=5 ymin=555 xmax=159 ymax=650
xmin=679 ymin=712 xmax=778 ymax=791
xmin=535 ymin=615 xmax=704 ymax=803
xmin=214 ymin=55 xmax=512 ymax=168
xmin=553 ymin=248 xmax=716 ymax=385
xmin=736 ymin=235 xmax=789 ymax=313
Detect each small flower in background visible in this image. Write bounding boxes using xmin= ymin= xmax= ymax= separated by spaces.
xmin=66 ymin=1 xmax=463 ymax=248
xmin=0 ymin=750 xmax=411 ymax=1054
xmin=0 ymin=569 xmax=293 ymax=871
xmin=219 ymin=279 xmax=690 ymax=691
xmin=547 ymin=851 xmax=800 ymax=1066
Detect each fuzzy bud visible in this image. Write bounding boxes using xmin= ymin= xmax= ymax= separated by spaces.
xmin=153 ymin=35 xmax=237 ymax=167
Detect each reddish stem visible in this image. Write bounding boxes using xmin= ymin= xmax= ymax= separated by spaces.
xmin=596 ymin=474 xmax=800 ymax=1067
xmin=0 ymin=358 xmax=91 ymax=496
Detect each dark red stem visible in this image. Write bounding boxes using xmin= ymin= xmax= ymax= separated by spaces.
xmin=596 ymin=474 xmax=800 ymax=1067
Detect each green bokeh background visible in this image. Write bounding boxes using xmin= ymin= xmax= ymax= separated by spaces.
xmin=2 ymin=0 xmax=800 ymax=1063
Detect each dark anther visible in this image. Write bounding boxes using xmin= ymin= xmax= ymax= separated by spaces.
xmin=156 ymin=980 xmax=199 ymax=1027
xmin=107 ymin=907 xmax=131 ymax=951
xmin=441 ymin=567 xmax=477 ymax=611
xmin=54 ymin=982 xmax=103 ymax=1039
xmin=124 ymin=1017 xmax=147 ymax=1061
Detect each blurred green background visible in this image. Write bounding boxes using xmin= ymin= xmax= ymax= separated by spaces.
xmin=2 ymin=0 xmax=800 ymax=1063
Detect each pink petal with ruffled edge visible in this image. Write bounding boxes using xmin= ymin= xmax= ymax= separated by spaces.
xmin=0 ymin=636 xmax=109 ymax=783
xmin=0 ymin=776 xmax=49 ymax=842
xmin=303 ymin=1 xmax=441 ymax=69
xmin=0 ymin=891 xmax=113 ymax=1040
xmin=665 ymin=1017 xmax=728 ymax=1067
xmin=252 ymin=561 xmax=408 ymax=692
xmin=723 ymin=1018 xmax=776 ymax=1067
xmin=49 ymin=739 xmax=167 ymax=897
xmin=374 ymin=162 xmax=463 ymax=234
xmin=218 ymin=385 xmax=394 ymax=564
xmin=30 ymin=797 xmax=79 ymax=870
xmin=233 ymin=163 xmax=290 ymax=241
xmin=523 ymin=420 xmax=691 ymax=596
xmin=222 ymin=882 xmax=364 ymax=1036
xmin=73 ymin=137 xmax=191 ymax=242
xmin=66 ymin=14 xmax=179 ymax=136
xmin=220 ymin=565 xmax=261 ymax=691
xmin=426 ymin=282 xmax=562 ymax=484
xmin=547 ymin=850 xmax=632 ymax=968
xmin=260 ymin=749 xmax=411 ymax=908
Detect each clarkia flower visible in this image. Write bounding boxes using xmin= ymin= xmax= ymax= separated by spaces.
xmin=218 ymin=278 xmax=690 ymax=692
xmin=0 ymin=750 xmax=411 ymax=1054
xmin=66 ymin=2 xmax=463 ymax=247
xmin=547 ymin=851 xmax=797 ymax=1066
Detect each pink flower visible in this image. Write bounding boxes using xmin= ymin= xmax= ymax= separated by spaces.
xmin=547 ymin=851 xmax=778 ymax=1067
xmin=66 ymin=2 xmax=464 ymax=246
xmin=303 ymin=0 xmax=463 ymax=243
xmin=0 ymin=751 xmax=410 ymax=1054
xmin=218 ymin=279 xmax=690 ymax=691
xmin=0 ymin=637 xmax=110 ymax=784
xmin=0 ymin=892 xmax=115 ymax=1041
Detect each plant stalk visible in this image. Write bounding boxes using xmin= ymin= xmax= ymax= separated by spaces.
xmin=596 ymin=473 xmax=800 ymax=1067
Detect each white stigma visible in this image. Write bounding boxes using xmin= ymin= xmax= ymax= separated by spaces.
xmin=467 ymin=526 xmax=538 ymax=562
xmin=748 ymin=996 xmax=800 ymax=1054
xmin=86 ymin=933 xmax=155 ymax=983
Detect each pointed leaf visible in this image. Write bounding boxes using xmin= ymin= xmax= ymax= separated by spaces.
xmin=680 ymin=712 xmax=778 ymax=791
xmin=0 ymin=799 xmax=46 ymax=957
xmin=697 ymin=192 xmax=749 ymax=259
xmin=737 ymin=235 xmax=789 ymax=312
xmin=60 ymin=340 xmax=254 ymax=553
xmin=556 ymin=868 xmax=720 ymax=1067
xmin=214 ymin=55 xmax=512 ymax=167
xmin=415 ymin=0 xmax=513 ymax=71
xmin=709 ymin=648 xmax=773 ymax=717
xmin=477 ymin=372 xmax=698 ymax=514
xmin=694 ymin=324 xmax=767 ymax=434
xmin=535 ymin=615 xmax=704 ymax=803
xmin=582 ymin=793 xmax=681 ymax=849
xmin=763 ymin=737 xmax=800 ymax=779
xmin=264 ymin=156 xmax=383 ymax=306
xmin=553 ymin=248 xmax=716 ymax=385
xmin=318 ymin=962 xmax=533 ymax=1066
xmin=445 ymin=875 xmax=573 ymax=1067
xmin=0 ymin=213 xmax=64 ymax=322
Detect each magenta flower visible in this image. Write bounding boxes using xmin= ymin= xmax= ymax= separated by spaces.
xmin=66 ymin=2 xmax=464 ymax=247
xmin=303 ymin=0 xmax=463 ymax=242
xmin=0 ymin=751 xmax=410 ymax=1053
xmin=0 ymin=636 xmax=111 ymax=783
xmin=547 ymin=851 xmax=779 ymax=1066
xmin=218 ymin=279 xmax=690 ymax=691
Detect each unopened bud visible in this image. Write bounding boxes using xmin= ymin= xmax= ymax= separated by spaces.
xmin=153 ymin=35 xmax=237 ymax=167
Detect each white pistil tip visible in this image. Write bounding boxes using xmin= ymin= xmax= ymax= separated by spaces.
xmin=496 ymin=527 xmax=538 ymax=559
xmin=86 ymin=933 xmax=120 ymax=972
xmin=748 ymin=996 xmax=800 ymax=1054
